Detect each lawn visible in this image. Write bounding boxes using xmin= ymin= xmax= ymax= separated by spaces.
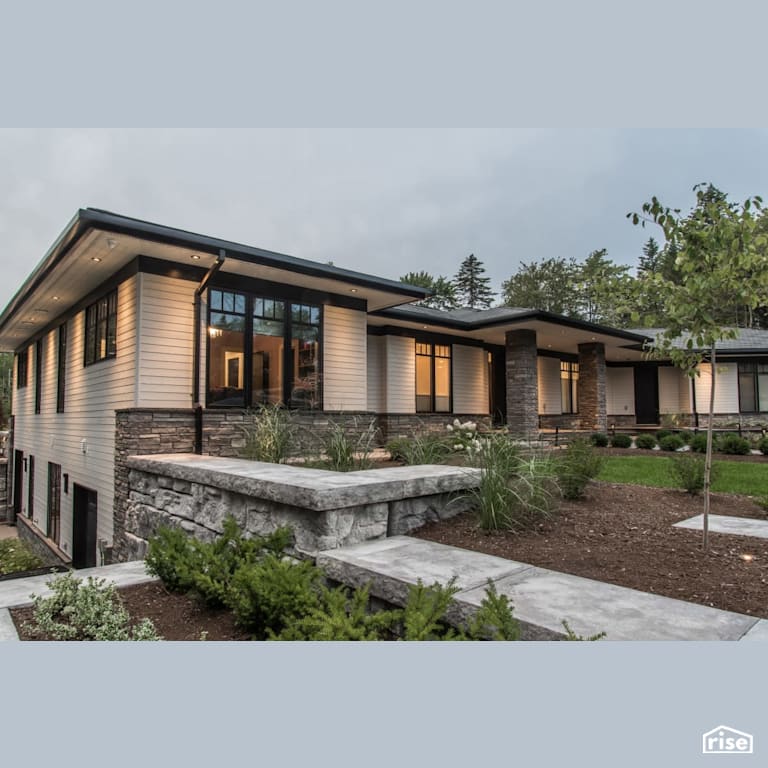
xmin=597 ymin=455 xmax=768 ymax=496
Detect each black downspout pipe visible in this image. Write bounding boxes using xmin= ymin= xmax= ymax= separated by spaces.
xmin=193 ymin=250 xmax=226 ymax=454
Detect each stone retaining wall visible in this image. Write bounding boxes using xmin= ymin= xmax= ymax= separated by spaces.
xmin=121 ymin=454 xmax=479 ymax=561
xmin=15 ymin=516 xmax=68 ymax=567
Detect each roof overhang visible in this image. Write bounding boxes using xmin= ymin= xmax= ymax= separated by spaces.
xmin=0 ymin=209 xmax=430 ymax=350
xmin=368 ymin=308 xmax=652 ymax=362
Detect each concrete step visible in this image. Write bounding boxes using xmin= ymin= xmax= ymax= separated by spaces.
xmin=674 ymin=513 xmax=768 ymax=540
xmin=317 ymin=536 xmax=765 ymax=641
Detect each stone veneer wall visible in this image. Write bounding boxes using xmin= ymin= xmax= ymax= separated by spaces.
xmin=15 ymin=515 xmax=68 ymax=566
xmin=122 ymin=458 xmax=478 ymax=561
xmin=378 ymin=414 xmax=492 ymax=442
xmin=577 ymin=342 xmax=607 ymax=432
xmin=537 ymin=414 xmax=583 ymax=430
xmin=505 ymin=329 xmax=539 ymax=436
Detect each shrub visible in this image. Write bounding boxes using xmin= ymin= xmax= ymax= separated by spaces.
xmin=690 ymin=433 xmax=709 ymax=453
xmin=468 ymin=436 xmax=558 ymax=531
xmin=759 ymin=437 xmax=768 ymax=455
xmin=320 ymin=417 xmax=379 ymax=472
xmin=655 ymin=429 xmax=673 ymax=441
xmin=0 ymin=539 xmax=43 ymax=575
xmin=719 ymin=433 xmax=751 ymax=455
xmin=144 ymin=525 xmax=202 ymax=593
xmin=446 ymin=419 xmax=482 ymax=455
xmin=610 ymin=434 xmax=632 ymax=449
xmin=555 ymin=438 xmax=603 ymax=500
xmin=385 ymin=438 xmax=410 ymax=462
xmin=590 ymin=432 xmax=609 ymax=447
xmin=634 ymin=434 xmax=657 ymax=450
xmin=240 ymin=404 xmax=295 ymax=463
xmin=226 ymin=554 xmax=325 ymax=637
xmin=25 ymin=572 xmax=162 ymax=641
xmin=659 ymin=434 xmax=685 ymax=452
xmin=679 ymin=430 xmax=694 ymax=445
xmin=668 ymin=454 xmax=707 ymax=494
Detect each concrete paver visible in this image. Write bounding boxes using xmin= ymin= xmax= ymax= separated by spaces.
xmin=0 ymin=608 xmax=19 ymax=641
xmin=319 ymin=536 xmax=765 ymax=641
xmin=673 ymin=513 xmax=768 ymax=540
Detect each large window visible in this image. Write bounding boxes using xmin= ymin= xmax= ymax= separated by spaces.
xmin=84 ymin=289 xmax=117 ymax=365
xmin=561 ymin=361 xmax=579 ymax=414
xmin=16 ymin=349 xmax=28 ymax=389
xmin=738 ymin=362 xmax=768 ymax=412
xmin=207 ymin=289 xmax=321 ymax=409
xmin=27 ymin=455 xmax=34 ymax=520
xmin=34 ymin=339 xmax=42 ymax=414
xmin=57 ymin=323 xmax=67 ymax=413
xmin=47 ymin=462 xmax=61 ymax=544
xmin=416 ymin=342 xmax=451 ymax=413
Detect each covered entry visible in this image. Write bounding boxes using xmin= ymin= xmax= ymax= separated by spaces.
xmin=634 ymin=366 xmax=660 ymax=424
xmin=72 ymin=484 xmax=97 ymax=568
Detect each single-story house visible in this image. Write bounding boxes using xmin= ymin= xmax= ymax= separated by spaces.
xmin=1 ymin=209 xmax=767 ymax=566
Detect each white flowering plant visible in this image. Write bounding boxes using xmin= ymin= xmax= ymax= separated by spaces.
xmin=446 ymin=419 xmax=483 ymax=457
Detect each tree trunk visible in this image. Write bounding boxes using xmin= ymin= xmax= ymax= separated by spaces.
xmin=703 ymin=345 xmax=716 ymax=551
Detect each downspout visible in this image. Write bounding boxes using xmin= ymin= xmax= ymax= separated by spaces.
xmin=193 ymin=250 xmax=226 ymax=453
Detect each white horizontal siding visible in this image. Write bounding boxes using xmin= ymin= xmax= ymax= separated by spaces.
xmin=384 ymin=336 xmax=415 ymax=413
xmin=606 ymin=367 xmax=635 ymax=416
xmin=658 ymin=365 xmax=691 ymax=414
xmin=137 ymin=273 xmax=195 ymax=408
xmin=323 ymin=305 xmax=367 ymax=411
xmin=366 ymin=335 xmax=385 ymax=412
xmin=537 ymin=357 xmax=561 ymax=415
xmin=11 ymin=274 xmax=138 ymax=558
xmin=694 ymin=363 xmax=739 ymax=413
xmin=452 ymin=345 xmax=489 ymax=414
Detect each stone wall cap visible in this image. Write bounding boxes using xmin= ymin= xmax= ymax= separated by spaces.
xmin=127 ymin=454 xmax=481 ymax=511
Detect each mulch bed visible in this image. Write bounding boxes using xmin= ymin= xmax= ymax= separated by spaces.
xmin=412 ymin=482 xmax=768 ymax=619
xmin=11 ymin=582 xmax=251 ymax=641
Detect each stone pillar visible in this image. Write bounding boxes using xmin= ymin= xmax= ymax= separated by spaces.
xmin=505 ymin=329 xmax=539 ymax=436
xmin=577 ymin=342 xmax=607 ymax=432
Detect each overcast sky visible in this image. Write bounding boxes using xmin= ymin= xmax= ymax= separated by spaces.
xmin=1 ymin=128 xmax=766 ymax=311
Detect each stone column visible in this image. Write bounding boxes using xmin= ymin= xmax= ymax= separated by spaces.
xmin=505 ymin=329 xmax=539 ymax=436
xmin=577 ymin=342 xmax=607 ymax=432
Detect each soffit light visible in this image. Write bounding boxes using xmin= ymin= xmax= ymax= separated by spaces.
xmin=190 ymin=254 xmax=201 ymax=261
xmin=91 ymin=257 xmax=102 ymax=263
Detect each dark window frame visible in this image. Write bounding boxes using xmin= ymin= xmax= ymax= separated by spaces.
xmin=57 ymin=323 xmax=67 ymax=413
xmin=34 ymin=339 xmax=42 ymax=414
xmin=415 ymin=342 xmax=452 ymax=414
xmin=47 ymin=462 xmax=61 ymax=544
xmin=560 ymin=360 xmax=579 ymax=414
xmin=16 ymin=349 xmax=28 ymax=389
xmin=84 ymin=288 xmax=118 ymax=366
xmin=206 ymin=288 xmax=323 ymax=409
xmin=738 ymin=361 xmax=768 ymax=413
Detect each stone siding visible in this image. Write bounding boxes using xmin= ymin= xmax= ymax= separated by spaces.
xmin=505 ymin=329 xmax=539 ymax=436
xmin=15 ymin=515 xmax=68 ymax=567
xmin=121 ymin=455 xmax=479 ymax=561
xmin=378 ymin=413 xmax=491 ymax=442
xmin=577 ymin=342 xmax=607 ymax=432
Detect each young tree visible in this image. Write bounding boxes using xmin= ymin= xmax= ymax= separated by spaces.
xmin=501 ymin=257 xmax=580 ymax=315
xmin=400 ymin=271 xmax=459 ymax=310
xmin=629 ymin=184 xmax=768 ymax=549
xmin=453 ymin=254 xmax=495 ymax=309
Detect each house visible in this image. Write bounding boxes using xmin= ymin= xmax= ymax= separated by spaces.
xmin=1 ymin=209 xmax=767 ymax=567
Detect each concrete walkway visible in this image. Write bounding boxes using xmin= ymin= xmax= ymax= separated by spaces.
xmin=0 ymin=522 xmax=18 ymax=541
xmin=674 ymin=513 xmax=768 ymax=540
xmin=0 ymin=561 xmax=157 ymax=641
xmin=317 ymin=536 xmax=768 ymax=641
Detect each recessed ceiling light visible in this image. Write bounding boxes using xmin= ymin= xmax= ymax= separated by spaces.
xmin=190 ymin=254 xmax=201 ymax=261
xmin=423 ymin=325 xmax=428 ymax=329
xmin=52 ymin=296 xmax=60 ymax=301
xmin=91 ymin=257 xmax=102 ymax=263
xmin=349 ymin=288 xmax=358 ymax=293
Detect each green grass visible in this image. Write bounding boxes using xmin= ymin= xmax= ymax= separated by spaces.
xmin=597 ymin=455 xmax=768 ymax=496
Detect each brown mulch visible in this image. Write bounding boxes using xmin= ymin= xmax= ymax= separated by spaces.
xmin=412 ymin=483 xmax=768 ymax=619
xmin=11 ymin=582 xmax=251 ymax=641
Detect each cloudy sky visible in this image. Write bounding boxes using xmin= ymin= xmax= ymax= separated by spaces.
xmin=1 ymin=128 xmax=766 ymax=311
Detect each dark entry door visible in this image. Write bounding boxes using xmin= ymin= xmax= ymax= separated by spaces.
xmin=634 ymin=366 xmax=660 ymax=424
xmin=489 ymin=349 xmax=507 ymax=426
xmin=72 ymin=485 xmax=97 ymax=568
xmin=12 ymin=450 xmax=23 ymax=523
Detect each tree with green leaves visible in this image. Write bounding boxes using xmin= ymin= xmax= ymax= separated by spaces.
xmin=629 ymin=183 xmax=768 ymax=549
xmin=0 ymin=352 xmax=11 ymax=429
xmin=453 ymin=253 xmax=495 ymax=309
xmin=400 ymin=271 xmax=459 ymax=311
xmin=501 ymin=257 xmax=581 ymax=315
xmin=576 ymin=249 xmax=634 ymax=326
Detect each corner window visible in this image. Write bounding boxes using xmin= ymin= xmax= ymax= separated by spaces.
xmin=207 ymin=289 xmax=321 ymax=409
xmin=561 ymin=361 xmax=579 ymax=414
xmin=84 ymin=289 xmax=117 ymax=365
xmin=738 ymin=362 xmax=768 ymax=412
xmin=416 ymin=342 xmax=451 ymax=413
xmin=16 ymin=349 xmax=28 ymax=389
